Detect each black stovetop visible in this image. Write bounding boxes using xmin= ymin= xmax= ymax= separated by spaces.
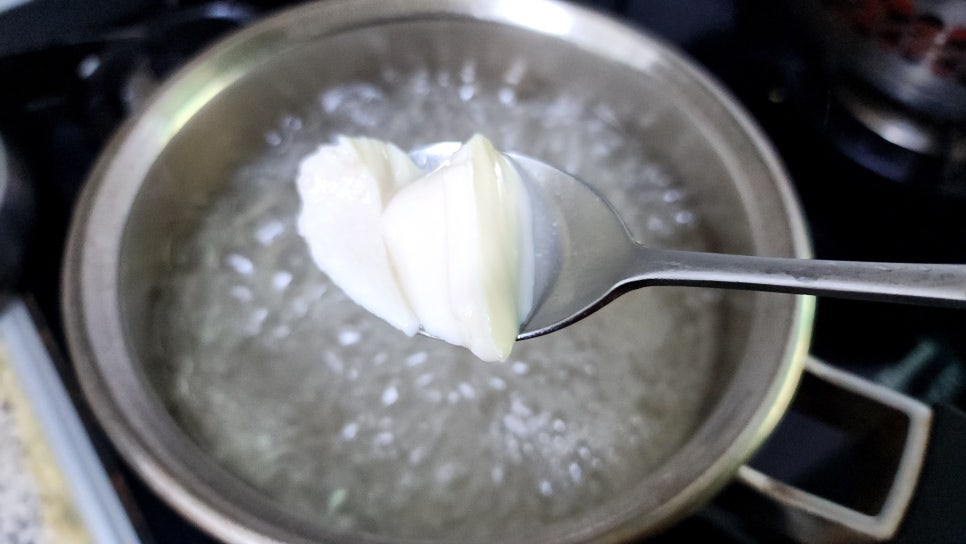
xmin=2 ymin=1 xmax=964 ymax=543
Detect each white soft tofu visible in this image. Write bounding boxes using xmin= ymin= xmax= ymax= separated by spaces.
xmin=382 ymin=135 xmax=534 ymax=361
xmin=296 ymin=134 xmax=534 ymax=361
xmin=295 ymin=136 xmax=422 ymax=335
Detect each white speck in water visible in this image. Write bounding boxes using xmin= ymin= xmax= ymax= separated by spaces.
xmin=459 ymin=83 xmax=475 ymax=102
xmin=447 ymin=391 xmax=461 ymax=403
xmin=229 ymin=285 xmax=253 ymax=302
xmin=568 ymin=462 xmax=583 ymax=482
xmin=674 ymin=210 xmax=695 ymax=225
xmin=283 ymin=115 xmax=303 ymax=131
xmin=458 ymin=382 xmax=476 ymax=399
xmin=460 ymin=61 xmax=476 ymax=82
xmin=321 ymin=88 xmax=342 ymax=112
xmin=264 ymin=131 xmax=282 ymax=146
xmin=539 ymin=480 xmax=553 ymax=497
xmin=372 ymin=352 xmax=388 ymax=365
xmin=327 ymin=488 xmax=347 ymax=514
xmin=552 ymin=419 xmax=567 ymax=433
xmin=374 ymin=432 xmax=394 ymax=446
xmin=381 ymin=386 xmax=399 ymax=406
xmin=324 ymin=351 xmax=344 ymax=374
xmin=340 ymin=422 xmax=359 ymax=440
xmin=408 ymin=447 xmax=426 ymax=465
xmin=435 ymin=463 xmax=457 ymax=485
xmin=510 ymin=398 xmax=532 ymax=417
xmin=578 ymin=445 xmax=592 ymax=460
xmin=411 ymin=70 xmax=431 ymax=95
xmin=647 ymin=215 xmax=670 ymax=237
xmin=498 ymin=86 xmax=516 ymax=105
xmin=414 ymin=373 xmax=434 ymax=387
xmin=271 ymin=325 xmax=291 ymax=339
xmin=347 ymin=367 xmax=359 ymax=381
xmin=272 ymin=271 xmax=293 ymax=291
xmin=78 ymin=55 xmax=100 ymax=78
xmin=503 ymin=414 xmax=528 ymax=436
xmin=491 ymin=465 xmax=505 ymax=483
xmin=662 ymin=189 xmax=683 ymax=204
xmin=489 ymin=377 xmax=507 ymax=390
xmin=244 ymin=308 xmax=268 ymax=336
xmin=511 ymin=361 xmax=529 ymax=375
xmin=225 ymin=254 xmax=254 ymax=275
xmin=405 ymin=352 xmax=428 ymax=367
xmin=338 ymin=329 xmax=362 ymax=346
xmin=255 ymin=221 xmax=285 ymax=245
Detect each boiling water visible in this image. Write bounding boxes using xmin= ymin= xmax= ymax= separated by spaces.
xmin=152 ymin=66 xmax=723 ymax=540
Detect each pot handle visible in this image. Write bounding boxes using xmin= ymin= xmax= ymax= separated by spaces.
xmin=733 ymin=357 xmax=932 ymax=543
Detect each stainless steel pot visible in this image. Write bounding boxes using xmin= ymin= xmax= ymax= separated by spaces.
xmin=62 ymin=1 xmax=931 ymax=542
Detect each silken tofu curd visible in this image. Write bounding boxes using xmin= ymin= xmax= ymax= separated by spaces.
xmin=295 ymin=134 xmax=534 ymax=361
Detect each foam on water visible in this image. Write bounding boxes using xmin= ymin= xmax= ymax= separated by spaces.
xmin=152 ymin=66 xmax=723 ymax=540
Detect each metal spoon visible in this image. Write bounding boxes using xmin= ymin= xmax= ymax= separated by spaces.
xmin=411 ymin=143 xmax=966 ymax=341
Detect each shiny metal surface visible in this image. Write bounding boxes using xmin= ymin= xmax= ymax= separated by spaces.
xmin=433 ymin=152 xmax=966 ymax=339
xmin=737 ymin=357 xmax=931 ymax=543
xmin=63 ymin=0 xmax=817 ymax=542
xmin=0 ymin=133 xmax=32 ymax=290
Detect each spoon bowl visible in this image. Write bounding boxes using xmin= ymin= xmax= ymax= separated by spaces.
xmin=412 ymin=143 xmax=966 ymax=340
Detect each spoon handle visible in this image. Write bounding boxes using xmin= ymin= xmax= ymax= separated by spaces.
xmin=631 ymin=247 xmax=966 ymax=307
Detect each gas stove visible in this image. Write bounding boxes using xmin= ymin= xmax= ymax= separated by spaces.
xmin=1 ymin=1 xmax=964 ymax=543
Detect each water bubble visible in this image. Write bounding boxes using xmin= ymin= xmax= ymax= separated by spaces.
xmin=327 ymin=488 xmax=347 ymax=514
xmin=498 ymin=86 xmax=516 ymax=105
xmin=272 ymin=271 xmax=293 ymax=291
xmin=283 ymin=115 xmax=303 ymax=131
xmin=459 ymin=83 xmax=476 ymax=102
xmin=225 ymin=254 xmax=254 ymax=275
xmin=539 ymin=480 xmax=553 ymax=497
xmin=405 ymin=352 xmax=428 ymax=367
xmin=381 ymin=386 xmax=399 ymax=406
xmin=662 ymin=190 xmax=683 ymax=204
xmin=255 ymin=220 xmax=285 ymax=245
xmin=414 ymin=373 xmax=434 ymax=387
xmin=338 ymin=329 xmax=361 ymax=346
xmin=341 ymin=422 xmax=359 ymax=440
xmin=265 ymin=131 xmax=282 ymax=146
xmin=674 ymin=210 xmax=695 ymax=225
xmin=458 ymin=382 xmax=476 ymax=399
xmin=569 ymin=462 xmax=583 ymax=483
xmin=229 ymin=285 xmax=253 ymax=302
